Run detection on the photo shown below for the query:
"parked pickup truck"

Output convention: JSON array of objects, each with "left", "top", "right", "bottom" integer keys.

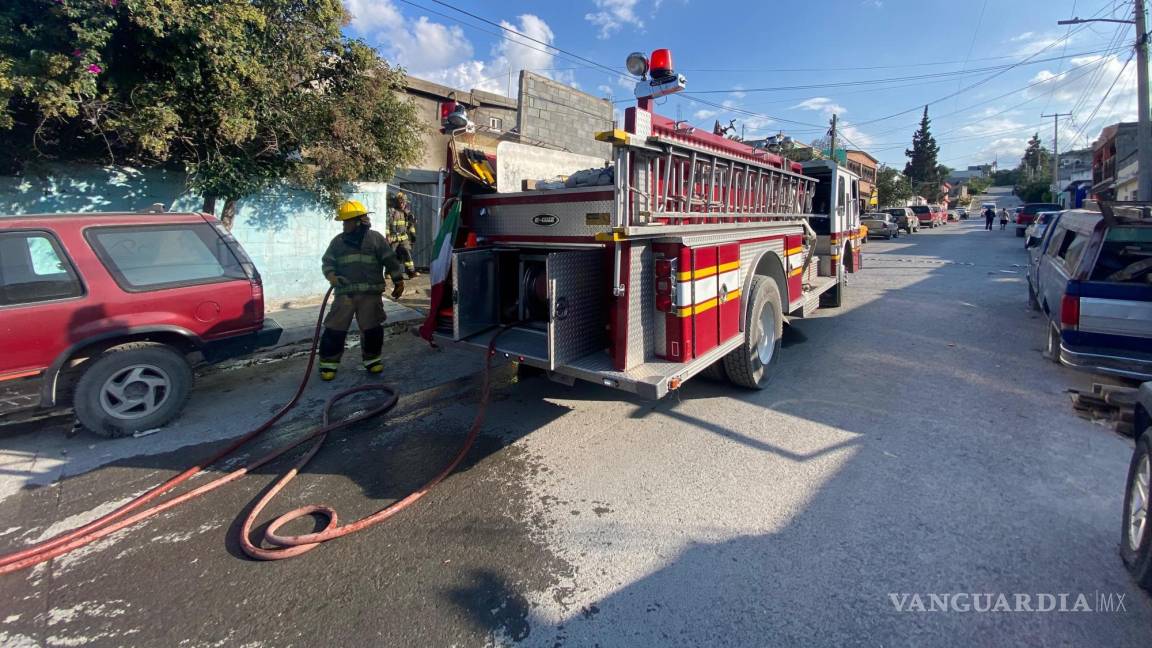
[{"left": 1028, "top": 203, "right": 1152, "bottom": 380}]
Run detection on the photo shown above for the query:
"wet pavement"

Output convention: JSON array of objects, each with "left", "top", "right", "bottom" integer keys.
[{"left": 1, "top": 188, "right": 1150, "bottom": 647}]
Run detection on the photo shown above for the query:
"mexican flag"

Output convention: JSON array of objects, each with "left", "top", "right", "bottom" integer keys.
[{"left": 418, "top": 200, "right": 461, "bottom": 342}]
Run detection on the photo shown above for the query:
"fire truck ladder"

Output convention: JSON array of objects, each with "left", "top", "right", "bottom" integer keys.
[{"left": 610, "top": 130, "right": 818, "bottom": 236}]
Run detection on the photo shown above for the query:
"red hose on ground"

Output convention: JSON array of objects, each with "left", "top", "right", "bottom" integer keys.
[{"left": 0, "top": 289, "right": 502, "bottom": 574}]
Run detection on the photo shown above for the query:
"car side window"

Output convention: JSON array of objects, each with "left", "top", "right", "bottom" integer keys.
[
  {"left": 86, "top": 223, "right": 247, "bottom": 291},
  {"left": 0, "top": 231, "right": 84, "bottom": 306},
  {"left": 1062, "top": 232, "right": 1089, "bottom": 272},
  {"left": 1046, "top": 229, "right": 1067, "bottom": 258}
]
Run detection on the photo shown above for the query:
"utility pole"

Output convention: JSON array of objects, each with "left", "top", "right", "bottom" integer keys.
[
  {"left": 1059, "top": 1, "right": 1151, "bottom": 200},
  {"left": 829, "top": 114, "right": 838, "bottom": 166},
  {"left": 1042, "top": 112, "right": 1072, "bottom": 202}
]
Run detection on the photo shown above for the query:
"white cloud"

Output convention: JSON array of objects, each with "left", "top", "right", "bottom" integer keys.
[
  {"left": 861, "top": 0, "right": 883, "bottom": 7},
  {"left": 344, "top": 1, "right": 574, "bottom": 96},
  {"left": 958, "top": 117, "right": 1029, "bottom": 137},
  {"left": 793, "top": 97, "right": 847, "bottom": 115},
  {"left": 1030, "top": 53, "right": 1138, "bottom": 147},
  {"left": 597, "top": 84, "right": 614, "bottom": 96},
  {"left": 729, "top": 85, "right": 747, "bottom": 99},
  {"left": 976, "top": 137, "right": 1030, "bottom": 164},
  {"left": 1008, "top": 30, "right": 1073, "bottom": 57},
  {"left": 585, "top": 0, "right": 643, "bottom": 39}
]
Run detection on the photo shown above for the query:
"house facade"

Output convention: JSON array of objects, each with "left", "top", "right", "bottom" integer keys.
[{"left": 1092, "top": 122, "right": 1138, "bottom": 200}]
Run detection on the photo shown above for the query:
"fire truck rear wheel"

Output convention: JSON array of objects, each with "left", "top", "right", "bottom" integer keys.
[
  {"left": 723, "top": 276, "right": 782, "bottom": 389},
  {"left": 820, "top": 260, "right": 845, "bottom": 309}
]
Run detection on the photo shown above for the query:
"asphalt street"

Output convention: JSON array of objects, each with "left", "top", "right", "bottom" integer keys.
[{"left": 1, "top": 188, "right": 1149, "bottom": 647}]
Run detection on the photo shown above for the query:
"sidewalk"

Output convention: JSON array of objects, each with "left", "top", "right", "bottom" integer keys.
[{"left": 264, "top": 273, "right": 432, "bottom": 349}]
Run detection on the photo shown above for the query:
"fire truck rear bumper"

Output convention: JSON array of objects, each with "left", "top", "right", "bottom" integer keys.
[{"left": 437, "top": 330, "right": 743, "bottom": 399}]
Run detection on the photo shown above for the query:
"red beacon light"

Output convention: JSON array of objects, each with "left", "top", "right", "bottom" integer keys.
[
  {"left": 649, "top": 48, "right": 674, "bottom": 80},
  {"left": 629, "top": 47, "right": 686, "bottom": 101}
]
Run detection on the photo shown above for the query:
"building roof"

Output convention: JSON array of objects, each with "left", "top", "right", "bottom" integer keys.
[
  {"left": 403, "top": 75, "right": 519, "bottom": 111},
  {"left": 846, "top": 149, "right": 878, "bottom": 164}
]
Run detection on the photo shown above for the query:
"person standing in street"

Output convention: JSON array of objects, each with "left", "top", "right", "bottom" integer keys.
[
  {"left": 388, "top": 192, "right": 419, "bottom": 280},
  {"left": 998, "top": 208, "right": 1009, "bottom": 230},
  {"left": 318, "top": 199, "right": 406, "bottom": 381},
  {"left": 984, "top": 206, "right": 996, "bottom": 231}
]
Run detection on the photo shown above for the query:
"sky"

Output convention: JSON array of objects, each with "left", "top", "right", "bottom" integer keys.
[{"left": 342, "top": 0, "right": 1142, "bottom": 171}]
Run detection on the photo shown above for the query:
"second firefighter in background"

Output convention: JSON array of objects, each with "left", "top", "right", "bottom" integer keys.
[
  {"left": 319, "top": 200, "right": 405, "bottom": 381},
  {"left": 388, "top": 191, "right": 419, "bottom": 279}
]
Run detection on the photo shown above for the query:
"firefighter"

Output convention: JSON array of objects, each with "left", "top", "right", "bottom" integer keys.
[
  {"left": 318, "top": 199, "right": 406, "bottom": 381},
  {"left": 388, "top": 191, "right": 419, "bottom": 279}
]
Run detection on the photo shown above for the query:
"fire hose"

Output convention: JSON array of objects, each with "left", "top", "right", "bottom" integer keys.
[{"left": 0, "top": 288, "right": 501, "bottom": 574}]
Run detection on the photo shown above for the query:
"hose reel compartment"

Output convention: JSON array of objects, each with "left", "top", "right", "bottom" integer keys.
[{"left": 452, "top": 247, "right": 607, "bottom": 370}]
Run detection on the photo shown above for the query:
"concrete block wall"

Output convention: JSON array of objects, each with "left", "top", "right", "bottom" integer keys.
[
  {"left": 518, "top": 71, "right": 613, "bottom": 161},
  {"left": 0, "top": 165, "right": 393, "bottom": 309}
]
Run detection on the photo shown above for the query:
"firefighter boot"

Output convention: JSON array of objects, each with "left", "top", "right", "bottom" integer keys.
[
  {"left": 361, "top": 325, "right": 384, "bottom": 374},
  {"left": 318, "top": 328, "right": 348, "bottom": 381}
]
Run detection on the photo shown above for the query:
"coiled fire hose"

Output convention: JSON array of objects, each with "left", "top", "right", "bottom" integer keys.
[{"left": 0, "top": 288, "right": 502, "bottom": 574}]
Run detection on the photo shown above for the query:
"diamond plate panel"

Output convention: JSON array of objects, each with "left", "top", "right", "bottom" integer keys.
[
  {"left": 547, "top": 250, "right": 607, "bottom": 370},
  {"left": 625, "top": 242, "right": 654, "bottom": 369},
  {"left": 472, "top": 192, "right": 615, "bottom": 239}
]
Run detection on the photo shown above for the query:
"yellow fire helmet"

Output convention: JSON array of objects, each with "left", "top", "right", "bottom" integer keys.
[{"left": 336, "top": 199, "right": 370, "bottom": 221}]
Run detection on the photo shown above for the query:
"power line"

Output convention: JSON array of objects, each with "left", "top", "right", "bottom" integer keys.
[
  {"left": 685, "top": 47, "right": 1124, "bottom": 95},
  {"left": 1068, "top": 50, "right": 1135, "bottom": 146},
  {"left": 842, "top": 1, "right": 1116, "bottom": 128}
]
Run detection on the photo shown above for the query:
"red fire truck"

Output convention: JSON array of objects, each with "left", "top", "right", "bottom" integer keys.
[{"left": 428, "top": 49, "right": 861, "bottom": 398}]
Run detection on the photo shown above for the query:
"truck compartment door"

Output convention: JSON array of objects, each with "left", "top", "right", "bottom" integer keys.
[
  {"left": 547, "top": 250, "right": 606, "bottom": 370},
  {"left": 453, "top": 249, "right": 498, "bottom": 340}
]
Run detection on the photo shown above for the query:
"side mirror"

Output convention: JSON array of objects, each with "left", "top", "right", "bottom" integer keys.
[{"left": 1025, "top": 236, "right": 1039, "bottom": 249}]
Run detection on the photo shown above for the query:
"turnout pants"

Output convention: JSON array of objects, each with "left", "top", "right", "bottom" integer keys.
[
  {"left": 318, "top": 292, "right": 386, "bottom": 371},
  {"left": 395, "top": 242, "right": 416, "bottom": 276}
]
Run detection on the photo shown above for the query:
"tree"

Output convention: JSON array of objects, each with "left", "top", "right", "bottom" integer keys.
[
  {"left": 967, "top": 176, "right": 992, "bottom": 195},
  {"left": 904, "top": 106, "right": 942, "bottom": 200},
  {"left": 1, "top": 0, "right": 423, "bottom": 228},
  {"left": 1020, "top": 133, "right": 1051, "bottom": 181},
  {"left": 991, "top": 169, "right": 1019, "bottom": 186},
  {"left": 875, "top": 166, "right": 912, "bottom": 207}
]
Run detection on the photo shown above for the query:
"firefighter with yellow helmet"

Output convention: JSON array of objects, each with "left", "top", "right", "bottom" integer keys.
[
  {"left": 318, "top": 199, "right": 405, "bottom": 381},
  {"left": 387, "top": 191, "right": 419, "bottom": 279}
]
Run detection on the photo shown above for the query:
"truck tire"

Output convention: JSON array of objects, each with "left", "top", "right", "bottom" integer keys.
[
  {"left": 1044, "top": 325, "right": 1062, "bottom": 364},
  {"left": 1121, "top": 432, "right": 1152, "bottom": 591},
  {"left": 1028, "top": 283, "right": 1041, "bottom": 311},
  {"left": 698, "top": 361, "right": 728, "bottom": 382},
  {"left": 73, "top": 343, "right": 193, "bottom": 438},
  {"left": 820, "top": 259, "right": 845, "bottom": 308},
  {"left": 723, "top": 276, "right": 782, "bottom": 389}
]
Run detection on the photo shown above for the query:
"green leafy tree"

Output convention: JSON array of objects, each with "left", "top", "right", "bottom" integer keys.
[
  {"left": 1, "top": 0, "right": 423, "bottom": 228},
  {"left": 1016, "top": 179, "right": 1053, "bottom": 203},
  {"left": 904, "top": 106, "right": 943, "bottom": 201},
  {"left": 967, "top": 176, "right": 992, "bottom": 195},
  {"left": 876, "top": 166, "right": 912, "bottom": 207},
  {"left": 1020, "top": 133, "right": 1051, "bottom": 181},
  {"left": 991, "top": 168, "right": 1020, "bottom": 186}
]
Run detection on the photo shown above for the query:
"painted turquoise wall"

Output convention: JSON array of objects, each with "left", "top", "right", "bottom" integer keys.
[{"left": 0, "top": 165, "right": 391, "bottom": 308}]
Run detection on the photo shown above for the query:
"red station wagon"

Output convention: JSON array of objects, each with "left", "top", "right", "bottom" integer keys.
[{"left": 0, "top": 210, "right": 282, "bottom": 437}]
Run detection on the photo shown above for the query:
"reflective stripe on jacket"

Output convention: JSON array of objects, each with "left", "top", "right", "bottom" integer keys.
[{"left": 321, "top": 229, "right": 404, "bottom": 295}]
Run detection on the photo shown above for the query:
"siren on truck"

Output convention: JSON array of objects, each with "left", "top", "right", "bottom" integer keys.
[{"left": 630, "top": 48, "right": 686, "bottom": 100}]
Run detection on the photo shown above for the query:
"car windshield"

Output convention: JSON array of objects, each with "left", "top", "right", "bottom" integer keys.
[
  {"left": 1023, "top": 203, "right": 1061, "bottom": 214},
  {"left": 910, "top": 206, "right": 930, "bottom": 214}
]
